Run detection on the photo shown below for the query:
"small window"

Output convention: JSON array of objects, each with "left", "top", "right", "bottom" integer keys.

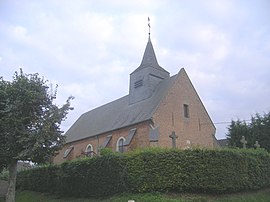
[
  {"left": 63, "top": 146, "right": 74, "bottom": 158},
  {"left": 183, "top": 104, "right": 189, "bottom": 118},
  {"left": 116, "top": 137, "right": 126, "bottom": 153},
  {"left": 63, "top": 149, "right": 70, "bottom": 158},
  {"left": 85, "top": 144, "right": 94, "bottom": 157},
  {"left": 134, "top": 80, "right": 143, "bottom": 88}
]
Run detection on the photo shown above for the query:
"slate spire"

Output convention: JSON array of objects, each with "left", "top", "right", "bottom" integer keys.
[
  {"left": 129, "top": 34, "right": 170, "bottom": 105},
  {"left": 133, "top": 36, "right": 169, "bottom": 74}
]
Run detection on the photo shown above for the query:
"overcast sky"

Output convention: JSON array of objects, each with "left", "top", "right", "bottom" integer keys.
[{"left": 1, "top": 0, "right": 270, "bottom": 139}]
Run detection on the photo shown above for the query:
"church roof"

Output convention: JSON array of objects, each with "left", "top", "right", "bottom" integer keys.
[
  {"left": 65, "top": 74, "right": 177, "bottom": 143},
  {"left": 131, "top": 37, "right": 169, "bottom": 75}
]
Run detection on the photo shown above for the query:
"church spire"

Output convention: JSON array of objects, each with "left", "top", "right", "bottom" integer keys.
[
  {"left": 132, "top": 37, "right": 169, "bottom": 74},
  {"left": 132, "top": 24, "right": 169, "bottom": 74},
  {"left": 129, "top": 20, "right": 170, "bottom": 104}
]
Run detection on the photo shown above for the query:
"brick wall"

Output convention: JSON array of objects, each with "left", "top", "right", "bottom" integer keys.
[
  {"left": 152, "top": 69, "right": 216, "bottom": 149},
  {"left": 53, "top": 121, "right": 150, "bottom": 164}
]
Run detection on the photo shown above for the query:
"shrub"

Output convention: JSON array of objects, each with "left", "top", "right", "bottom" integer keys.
[
  {"left": 0, "top": 169, "right": 9, "bottom": 181},
  {"left": 17, "top": 148, "right": 270, "bottom": 197},
  {"left": 100, "top": 148, "right": 113, "bottom": 156}
]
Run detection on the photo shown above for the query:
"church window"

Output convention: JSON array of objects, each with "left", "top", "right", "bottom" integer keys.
[
  {"left": 63, "top": 149, "right": 70, "bottom": 158},
  {"left": 183, "top": 104, "right": 190, "bottom": 118},
  {"left": 85, "top": 144, "right": 94, "bottom": 157},
  {"left": 63, "top": 146, "right": 74, "bottom": 158},
  {"left": 134, "top": 80, "right": 143, "bottom": 88},
  {"left": 116, "top": 137, "right": 126, "bottom": 153}
]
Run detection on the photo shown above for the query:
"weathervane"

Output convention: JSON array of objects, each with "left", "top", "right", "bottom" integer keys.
[{"left": 148, "top": 17, "right": 151, "bottom": 36}]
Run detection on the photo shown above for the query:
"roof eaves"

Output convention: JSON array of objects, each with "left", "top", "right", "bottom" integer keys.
[{"left": 65, "top": 119, "right": 152, "bottom": 144}]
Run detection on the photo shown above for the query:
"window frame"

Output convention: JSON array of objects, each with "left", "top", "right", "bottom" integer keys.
[
  {"left": 63, "top": 146, "right": 74, "bottom": 159},
  {"left": 63, "top": 149, "right": 70, "bottom": 158},
  {"left": 183, "top": 104, "right": 190, "bottom": 118},
  {"left": 116, "top": 137, "right": 126, "bottom": 153},
  {"left": 85, "top": 144, "right": 94, "bottom": 157}
]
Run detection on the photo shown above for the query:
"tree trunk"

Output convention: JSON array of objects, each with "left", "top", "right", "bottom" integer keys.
[{"left": 6, "top": 161, "right": 17, "bottom": 202}]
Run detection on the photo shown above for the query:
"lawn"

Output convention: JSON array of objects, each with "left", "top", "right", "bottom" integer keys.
[{"left": 1, "top": 188, "right": 269, "bottom": 202}]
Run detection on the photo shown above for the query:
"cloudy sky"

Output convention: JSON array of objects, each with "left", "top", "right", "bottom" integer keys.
[{"left": 1, "top": 0, "right": 269, "bottom": 139}]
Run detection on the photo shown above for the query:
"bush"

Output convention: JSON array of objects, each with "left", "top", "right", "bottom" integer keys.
[
  {"left": 58, "top": 154, "right": 126, "bottom": 197},
  {"left": 0, "top": 169, "right": 9, "bottom": 181},
  {"left": 17, "top": 148, "right": 270, "bottom": 197},
  {"left": 100, "top": 148, "right": 113, "bottom": 156}
]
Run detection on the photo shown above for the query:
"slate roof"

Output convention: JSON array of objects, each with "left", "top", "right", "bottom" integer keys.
[
  {"left": 131, "top": 37, "right": 169, "bottom": 75},
  {"left": 65, "top": 74, "right": 177, "bottom": 143}
]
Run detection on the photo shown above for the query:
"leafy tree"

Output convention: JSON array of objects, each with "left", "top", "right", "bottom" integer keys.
[
  {"left": 227, "top": 112, "right": 270, "bottom": 151},
  {"left": 250, "top": 113, "right": 270, "bottom": 151},
  {"left": 227, "top": 120, "right": 250, "bottom": 148},
  {"left": 0, "top": 69, "right": 73, "bottom": 202}
]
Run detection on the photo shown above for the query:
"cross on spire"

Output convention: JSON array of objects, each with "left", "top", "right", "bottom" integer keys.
[
  {"left": 148, "top": 17, "right": 151, "bottom": 36},
  {"left": 240, "top": 136, "right": 247, "bottom": 149}
]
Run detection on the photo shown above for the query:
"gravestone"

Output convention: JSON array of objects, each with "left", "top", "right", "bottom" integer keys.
[
  {"left": 240, "top": 136, "right": 247, "bottom": 149},
  {"left": 169, "top": 131, "right": 178, "bottom": 149},
  {"left": 186, "top": 140, "right": 191, "bottom": 149},
  {"left": 254, "top": 141, "right": 260, "bottom": 149}
]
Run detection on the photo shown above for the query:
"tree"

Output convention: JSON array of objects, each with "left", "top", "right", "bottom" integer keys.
[
  {"left": 0, "top": 69, "right": 73, "bottom": 202},
  {"left": 227, "top": 120, "right": 250, "bottom": 148},
  {"left": 250, "top": 113, "right": 270, "bottom": 151},
  {"left": 227, "top": 112, "right": 270, "bottom": 151}
]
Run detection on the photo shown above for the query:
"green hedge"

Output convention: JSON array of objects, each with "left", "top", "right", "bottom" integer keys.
[{"left": 16, "top": 148, "right": 270, "bottom": 197}]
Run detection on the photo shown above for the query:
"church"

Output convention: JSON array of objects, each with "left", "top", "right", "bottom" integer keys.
[{"left": 53, "top": 34, "right": 217, "bottom": 164}]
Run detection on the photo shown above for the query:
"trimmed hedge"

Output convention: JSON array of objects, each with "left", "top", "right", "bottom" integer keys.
[{"left": 17, "top": 148, "right": 270, "bottom": 197}]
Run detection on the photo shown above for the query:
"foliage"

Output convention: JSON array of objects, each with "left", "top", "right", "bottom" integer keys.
[
  {"left": 17, "top": 148, "right": 270, "bottom": 198},
  {"left": 0, "top": 69, "right": 73, "bottom": 201},
  {"left": 227, "top": 120, "right": 250, "bottom": 148},
  {"left": 227, "top": 112, "right": 270, "bottom": 151},
  {"left": 0, "top": 69, "right": 73, "bottom": 169},
  {"left": 99, "top": 148, "right": 113, "bottom": 156},
  {"left": 0, "top": 169, "right": 9, "bottom": 181},
  {"left": 1, "top": 189, "right": 270, "bottom": 202}
]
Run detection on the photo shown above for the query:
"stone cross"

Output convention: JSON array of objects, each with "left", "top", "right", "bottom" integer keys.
[
  {"left": 169, "top": 131, "right": 178, "bottom": 149},
  {"left": 254, "top": 141, "right": 260, "bottom": 149},
  {"left": 240, "top": 136, "right": 247, "bottom": 149}
]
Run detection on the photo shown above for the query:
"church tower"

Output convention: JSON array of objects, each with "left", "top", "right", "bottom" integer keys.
[{"left": 129, "top": 36, "right": 170, "bottom": 104}]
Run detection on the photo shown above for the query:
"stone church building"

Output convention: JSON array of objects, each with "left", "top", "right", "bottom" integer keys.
[{"left": 53, "top": 36, "right": 217, "bottom": 164}]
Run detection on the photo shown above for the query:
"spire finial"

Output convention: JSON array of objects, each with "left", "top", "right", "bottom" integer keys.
[{"left": 148, "top": 17, "right": 151, "bottom": 36}]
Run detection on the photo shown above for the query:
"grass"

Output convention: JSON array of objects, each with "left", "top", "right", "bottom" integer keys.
[{"left": 0, "top": 188, "right": 269, "bottom": 202}]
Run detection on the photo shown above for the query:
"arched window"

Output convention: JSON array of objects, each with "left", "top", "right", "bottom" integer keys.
[
  {"left": 85, "top": 144, "right": 94, "bottom": 157},
  {"left": 63, "top": 146, "right": 74, "bottom": 159},
  {"left": 116, "top": 137, "right": 126, "bottom": 153}
]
